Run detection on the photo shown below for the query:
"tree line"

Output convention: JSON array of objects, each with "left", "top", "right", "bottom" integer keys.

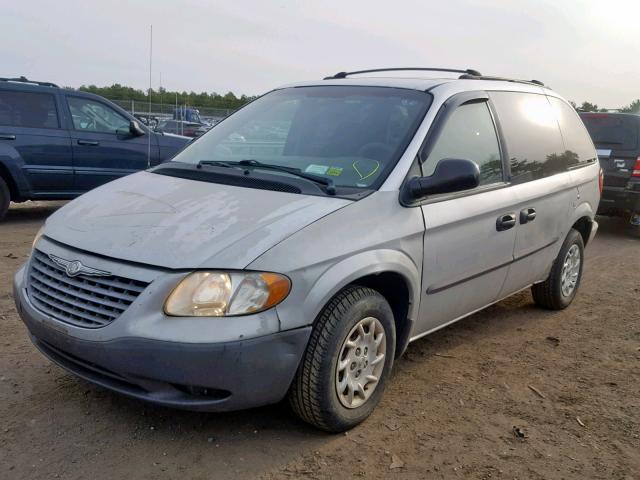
[
  {"left": 75, "top": 84, "right": 257, "bottom": 109},
  {"left": 73, "top": 83, "right": 640, "bottom": 114},
  {"left": 570, "top": 99, "right": 640, "bottom": 113}
]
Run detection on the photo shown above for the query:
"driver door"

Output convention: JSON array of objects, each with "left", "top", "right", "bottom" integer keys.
[
  {"left": 65, "top": 95, "right": 157, "bottom": 191},
  {"left": 415, "top": 93, "right": 517, "bottom": 336}
]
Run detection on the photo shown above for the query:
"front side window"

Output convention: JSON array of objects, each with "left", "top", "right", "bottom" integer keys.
[
  {"left": 67, "top": 97, "right": 130, "bottom": 133},
  {"left": 0, "top": 90, "right": 59, "bottom": 129},
  {"left": 171, "top": 86, "right": 431, "bottom": 189},
  {"left": 490, "top": 92, "right": 565, "bottom": 183},
  {"left": 423, "top": 101, "right": 503, "bottom": 185}
]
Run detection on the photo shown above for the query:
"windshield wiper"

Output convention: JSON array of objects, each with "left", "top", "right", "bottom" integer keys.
[
  {"left": 237, "top": 160, "right": 336, "bottom": 195},
  {"left": 198, "top": 159, "right": 336, "bottom": 195},
  {"left": 197, "top": 160, "right": 236, "bottom": 169}
]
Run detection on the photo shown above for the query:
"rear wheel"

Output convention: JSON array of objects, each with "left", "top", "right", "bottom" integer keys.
[
  {"left": 288, "top": 286, "right": 396, "bottom": 432},
  {"left": 0, "top": 176, "right": 10, "bottom": 221},
  {"left": 531, "top": 229, "right": 584, "bottom": 310}
]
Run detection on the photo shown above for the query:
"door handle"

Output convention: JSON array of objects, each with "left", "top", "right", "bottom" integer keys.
[
  {"left": 0, "top": 134, "right": 16, "bottom": 140},
  {"left": 520, "top": 207, "right": 537, "bottom": 224},
  {"left": 77, "top": 139, "right": 99, "bottom": 146},
  {"left": 496, "top": 213, "right": 517, "bottom": 231}
]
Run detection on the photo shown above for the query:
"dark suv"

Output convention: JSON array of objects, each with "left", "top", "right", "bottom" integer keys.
[
  {"left": 580, "top": 112, "right": 640, "bottom": 225},
  {"left": 0, "top": 77, "right": 190, "bottom": 220}
]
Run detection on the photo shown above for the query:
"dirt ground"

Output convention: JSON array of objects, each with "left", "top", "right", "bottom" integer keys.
[{"left": 1, "top": 201, "right": 639, "bottom": 480}]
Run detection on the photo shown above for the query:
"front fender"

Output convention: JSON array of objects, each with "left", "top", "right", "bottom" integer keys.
[
  {"left": 0, "top": 145, "right": 30, "bottom": 197},
  {"left": 274, "top": 248, "right": 421, "bottom": 334}
]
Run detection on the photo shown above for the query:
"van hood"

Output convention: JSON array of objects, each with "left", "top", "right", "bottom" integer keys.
[{"left": 44, "top": 172, "right": 351, "bottom": 269}]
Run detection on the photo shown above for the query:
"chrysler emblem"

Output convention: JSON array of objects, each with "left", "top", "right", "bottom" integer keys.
[{"left": 48, "top": 254, "right": 112, "bottom": 278}]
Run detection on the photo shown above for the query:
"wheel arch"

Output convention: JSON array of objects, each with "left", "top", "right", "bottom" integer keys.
[
  {"left": 297, "top": 249, "right": 421, "bottom": 359},
  {"left": 350, "top": 271, "right": 414, "bottom": 358},
  {"left": 0, "top": 159, "right": 21, "bottom": 201},
  {"left": 571, "top": 215, "right": 594, "bottom": 246}
]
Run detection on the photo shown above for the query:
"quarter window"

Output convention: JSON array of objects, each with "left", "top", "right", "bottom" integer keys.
[
  {"left": 490, "top": 92, "right": 565, "bottom": 183},
  {"left": 0, "top": 91, "right": 59, "bottom": 128},
  {"left": 67, "top": 97, "right": 130, "bottom": 133},
  {"left": 424, "top": 101, "right": 503, "bottom": 185},
  {"left": 548, "top": 97, "right": 597, "bottom": 167}
]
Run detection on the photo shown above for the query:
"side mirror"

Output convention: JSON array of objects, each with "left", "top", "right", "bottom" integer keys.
[
  {"left": 129, "top": 120, "right": 145, "bottom": 137},
  {"left": 405, "top": 158, "right": 480, "bottom": 200}
]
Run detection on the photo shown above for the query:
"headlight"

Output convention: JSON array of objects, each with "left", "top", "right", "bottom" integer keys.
[
  {"left": 32, "top": 226, "right": 45, "bottom": 249},
  {"left": 164, "top": 271, "right": 291, "bottom": 317}
]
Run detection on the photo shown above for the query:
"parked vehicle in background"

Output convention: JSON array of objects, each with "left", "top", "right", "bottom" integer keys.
[
  {"left": 156, "top": 119, "right": 208, "bottom": 138},
  {"left": 0, "top": 77, "right": 191, "bottom": 220},
  {"left": 14, "top": 68, "right": 600, "bottom": 432},
  {"left": 579, "top": 112, "right": 640, "bottom": 225},
  {"left": 133, "top": 113, "right": 160, "bottom": 130},
  {"left": 173, "top": 106, "right": 204, "bottom": 124}
]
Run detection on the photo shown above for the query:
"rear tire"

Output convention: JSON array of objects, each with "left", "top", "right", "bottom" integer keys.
[
  {"left": 0, "top": 176, "right": 10, "bottom": 221},
  {"left": 288, "top": 286, "right": 396, "bottom": 432},
  {"left": 531, "top": 229, "right": 584, "bottom": 310}
]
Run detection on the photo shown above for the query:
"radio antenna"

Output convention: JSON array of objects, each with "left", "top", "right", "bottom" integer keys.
[{"left": 147, "top": 24, "right": 153, "bottom": 169}]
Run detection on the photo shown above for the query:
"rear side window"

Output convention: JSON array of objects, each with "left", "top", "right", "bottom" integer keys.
[
  {"left": 548, "top": 97, "right": 597, "bottom": 166},
  {"left": 490, "top": 92, "right": 565, "bottom": 183},
  {"left": 424, "top": 101, "right": 503, "bottom": 185},
  {"left": 0, "top": 90, "right": 59, "bottom": 128},
  {"left": 579, "top": 113, "right": 639, "bottom": 151}
]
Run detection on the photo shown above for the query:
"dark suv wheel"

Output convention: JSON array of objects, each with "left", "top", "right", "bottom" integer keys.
[{"left": 0, "top": 176, "right": 10, "bottom": 221}]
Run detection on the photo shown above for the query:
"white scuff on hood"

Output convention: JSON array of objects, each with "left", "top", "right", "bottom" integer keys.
[{"left": 44, "top": 171, "right": 350, "bottom": 269}]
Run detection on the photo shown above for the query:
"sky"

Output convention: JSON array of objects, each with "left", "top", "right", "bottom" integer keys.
[{"left": 3, "top": 0, "right": 639, "bottom": 108}]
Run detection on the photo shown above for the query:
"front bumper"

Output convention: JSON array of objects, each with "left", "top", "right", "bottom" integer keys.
[
  {"left": 14, "top": 264, "right": 311, "bottom": 412},
  {"left": 598, "top": 185, "right": 640, "bottom": 213}
]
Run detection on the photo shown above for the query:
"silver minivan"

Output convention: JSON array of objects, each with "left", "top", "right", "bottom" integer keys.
[{"left": 14, "top": 68, "right": 601, "bottom": 432}]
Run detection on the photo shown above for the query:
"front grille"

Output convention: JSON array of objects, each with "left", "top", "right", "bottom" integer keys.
[{"left": 27, "top": 249, "right": 148, "bottom": 328}]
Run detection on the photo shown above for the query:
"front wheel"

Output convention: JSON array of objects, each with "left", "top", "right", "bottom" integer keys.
[
  {"left": 288, "top": 286, "right": 396, "bottom": 432},
  {"left": 531, "top": 228, "right": 584, "bottom": 310},
  {"left": 0, "top": 176, "right": 10, "bottom": 221}
]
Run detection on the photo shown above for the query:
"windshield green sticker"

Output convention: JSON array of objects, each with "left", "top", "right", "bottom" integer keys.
[
  {"left": 305, "top": 164, "right": 329, "bottom": 175},
  {"left": 327, "top": 167, "right": 343, "bottom": 177}
]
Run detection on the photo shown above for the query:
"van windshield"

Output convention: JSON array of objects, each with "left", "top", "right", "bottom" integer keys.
[
  {"left": 170, "top": 86, "right": 431, "bottom": 190},
  {"left": 580, "top": 113, "right": 639, "bottom": 151}
]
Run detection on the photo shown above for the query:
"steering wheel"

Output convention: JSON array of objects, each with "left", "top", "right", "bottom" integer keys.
[{"left": 357, "top": 142, "right": 394, "bottom": 161}]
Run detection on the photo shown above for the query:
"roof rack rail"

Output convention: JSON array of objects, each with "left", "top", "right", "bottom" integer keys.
[
  {"left": 323, "top": 67, "right": 482, "bottom": 80},
  {"left": 457, "top": 73, "right": 546, "bottom": 87},
  {"left": 0, "top": 76, "right": 59, "bottom": 88}
]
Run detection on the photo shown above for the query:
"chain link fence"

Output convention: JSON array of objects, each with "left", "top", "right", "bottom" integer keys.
[{"left": 111, "top": 99, "right": 236, "bottom": 125}]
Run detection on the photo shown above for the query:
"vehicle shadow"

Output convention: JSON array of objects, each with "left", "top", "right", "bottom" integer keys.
[{"left": 595, "top": 214, "right": 640, "bottom": 240}]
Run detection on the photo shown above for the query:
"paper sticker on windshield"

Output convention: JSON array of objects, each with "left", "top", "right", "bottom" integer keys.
[
  {"left": 305, "top": 164, "right": 329, "bottom": 175},
  {"left": 327, "top": 167, "right": 343, "bottom": 177}
]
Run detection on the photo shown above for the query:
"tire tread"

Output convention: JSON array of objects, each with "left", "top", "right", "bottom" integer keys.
[
  {"left": 531, "top": 229, "right": 583, "bottom": 310},
  {"left": 289, "top": 285, "right": 378, "bottom": 431}
]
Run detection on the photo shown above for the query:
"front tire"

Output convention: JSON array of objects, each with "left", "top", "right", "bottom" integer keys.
[
  {"left": 531, "top": 228, "right": 584, "bottom": 310},
  {"left": 289, "top": 286, "right": 396, "bottom": 432},
  {"left": 0, "top": 176, "right": 9, "bottom": 221}
]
